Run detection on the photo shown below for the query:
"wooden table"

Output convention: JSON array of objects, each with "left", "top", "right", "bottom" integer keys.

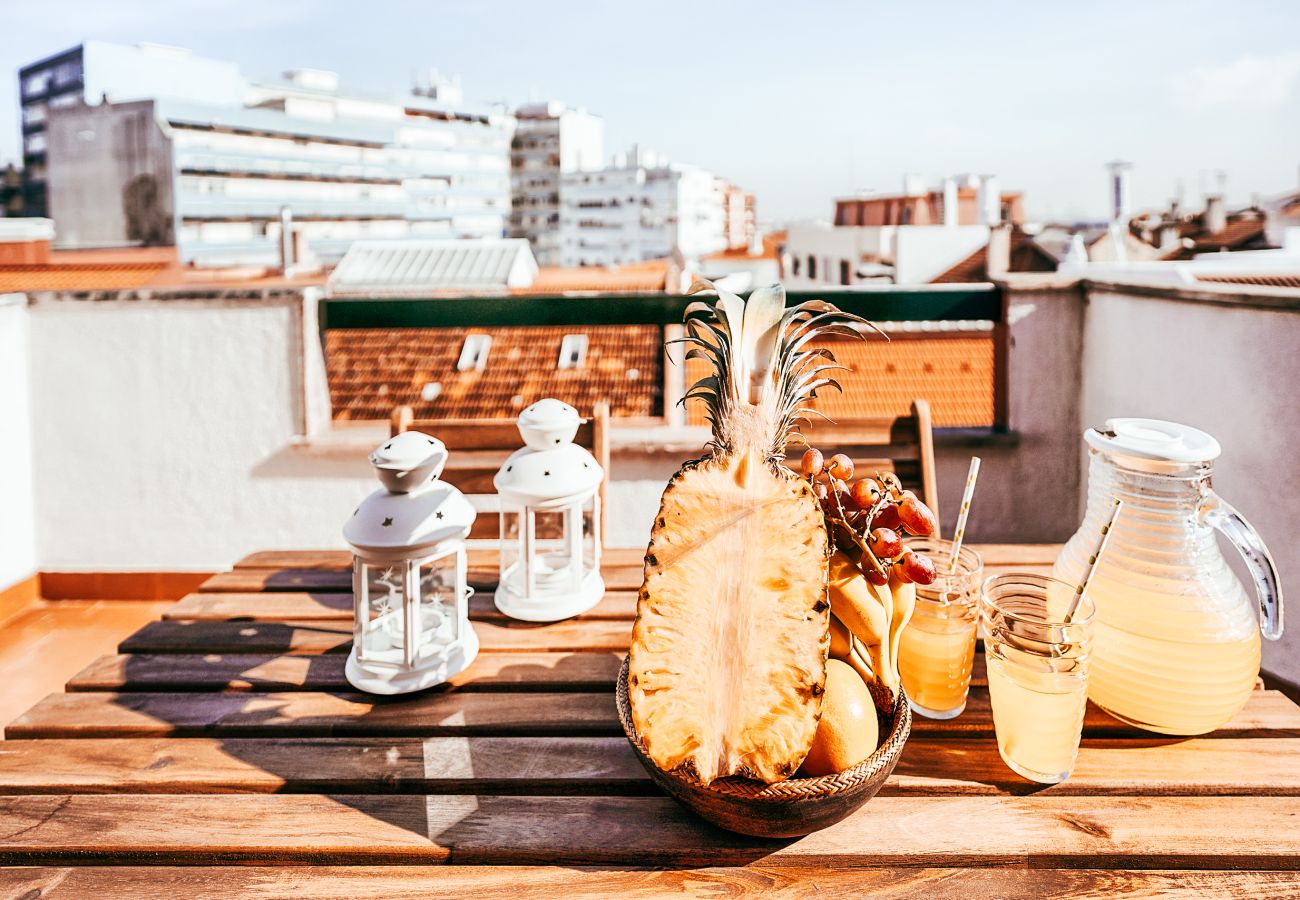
[{"left": 3, "top": 544, "right": 1299, "bottom": 898}]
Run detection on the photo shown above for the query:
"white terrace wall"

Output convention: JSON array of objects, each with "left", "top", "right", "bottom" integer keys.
[
  {"left": 25, "top": 290, "right": 357, "bottom": 571},
  {"left": 1080, "top": 281, "right": 1300, "bottom": 684},
  {"left": 0, "top": 295, "right": 36, "bottom": 592}
]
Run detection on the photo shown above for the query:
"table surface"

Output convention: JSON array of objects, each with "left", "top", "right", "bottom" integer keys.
[{"left": 2, "top": 544, "right": 1299, "bottom": 899}]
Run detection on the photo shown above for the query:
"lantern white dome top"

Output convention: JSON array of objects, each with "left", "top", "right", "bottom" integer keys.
[
  {"left": 494, "top": 400, "right": 602, "bottom": 505},
  {"left": 369, "top": 430, "right": 449, "bottom": 493},
  {"left": 345, "top": 434, "right": 476, "bottom": 559},
  {"left": 516, "top": 399, "right": 582, "bottom": 450}
]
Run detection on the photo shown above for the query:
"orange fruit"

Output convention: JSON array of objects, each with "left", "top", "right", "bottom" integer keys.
[{"left": 799, "top": 659, "right": 880, "bottom": 776}]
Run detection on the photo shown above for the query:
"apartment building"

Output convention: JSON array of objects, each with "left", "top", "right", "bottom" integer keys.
[
  {"left": 559, "top": 147, "right": 737, "bottom": 267},
  {"left": 785, "top": 174, "right": 1032, "bottom": 285},
  {"left": 27, "top": 43, "right": 512, "bottom": 265},
  {"left": 17, "top": 42, "right": 246, "bottom": 218},
  {"left": 508, "top": 101, "right": 604, "bottom": 266}
]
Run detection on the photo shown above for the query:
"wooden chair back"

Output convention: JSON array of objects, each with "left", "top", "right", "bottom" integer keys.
[
  {"left": 390, "top": 402, "right": 611, "bottom": 542},
  {"left": 794, "top": 399, "right": 940, "bottom": 521}
]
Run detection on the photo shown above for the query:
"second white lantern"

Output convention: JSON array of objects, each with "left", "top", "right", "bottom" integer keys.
[{"left": 494, "top": 399, "right": 604, "bottom": 621}]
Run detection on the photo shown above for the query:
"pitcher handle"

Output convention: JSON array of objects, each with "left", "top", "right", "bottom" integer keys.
[{"left": 1202, "top": 493, "right": 1284, "bottom": 640}]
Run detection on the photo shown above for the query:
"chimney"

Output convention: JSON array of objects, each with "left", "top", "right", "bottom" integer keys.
[
  {"left": 279, "top": 206, "right": 295, "bottom": 276},
  {"left": 1106, "top": 160, "right": 1133, "bottom": 223},
  {"left": 978, "top": 175, "right": 1001, "bottom": 226},
  {"left": 942, "top": 177, "right": 959, "bottom": 227},
  {"left": 1204, "top": 194, "right": 1227, "bottom": 234},
  {"left": 986, "top": 223, "right": 1011, "bottom": 277}
]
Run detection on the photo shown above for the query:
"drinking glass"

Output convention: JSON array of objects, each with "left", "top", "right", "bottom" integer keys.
[
  {"left": 980, "top": 573, "right": 1095, "bottom": 784},
  {"left": 897, "top": 538, "right": 984, "bottom": 719}
]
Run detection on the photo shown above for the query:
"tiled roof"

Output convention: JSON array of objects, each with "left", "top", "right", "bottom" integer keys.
[
  {"left": 1197, "top": 273, "right": 1300, "bottom": 289},
  {"left": 931, "top": 231, "right": 1057, "bottom": 283},
  {"left": 1162, "top": 216, "right": 1269, "bottom": 260},
  {"left": 702, "top": 231, "right": 785, "bottom": 262},
  {"left": 685, "top": 334, "right": 994, "bottom": 429},
  {"left": 519, "top": 259, "right": 673, "bottom": 294},
  {"left": 0, "top": 262, "right": 171, "bottom": 292},
  {"left": 327, "top": 239, "right": 537, "bottom": 296},
  {"left": 326, "top": 325, "right": 663, "bottom": 421},
  {"left": 686, "top": 332, "right": 987, "bottom": 429},
  {"left": 0, "top": 245, "right": 328, "bottom": 293}
]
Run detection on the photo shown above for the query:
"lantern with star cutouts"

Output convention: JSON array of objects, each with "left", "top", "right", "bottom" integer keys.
[
  {"left": 493, "top": 399, "right": 605, "bottom": 622},
  {"left": 343, "top": 430, "right": 477, "bottom": 694}
]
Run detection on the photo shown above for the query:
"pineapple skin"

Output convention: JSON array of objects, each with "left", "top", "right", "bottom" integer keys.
[{"left": 628, "top": 455, "right": 830, "bottom": 785}]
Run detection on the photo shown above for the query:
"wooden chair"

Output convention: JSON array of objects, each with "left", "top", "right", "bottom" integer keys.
[
  {"left": 794, "top": 399, "right": 940, "bottom": 521},
  {"left": 390, "top": 402, "right": 611, "bottom": 542}
]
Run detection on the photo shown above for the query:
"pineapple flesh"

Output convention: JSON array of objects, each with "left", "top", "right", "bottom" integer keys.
[{"left": 628, "top": 280, "right": 867, "bottom": 785}]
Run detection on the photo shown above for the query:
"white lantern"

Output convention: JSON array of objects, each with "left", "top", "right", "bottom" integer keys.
[
  {"left": 494, "top": 399, "right": 604, "bottom": 621},
  {"left": 344, "top": 430, "right": 478, "bottom": 694}
]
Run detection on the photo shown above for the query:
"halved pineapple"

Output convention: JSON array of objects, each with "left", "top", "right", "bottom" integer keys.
[{"left": 628, "top": 280, "right": 867, "bottom": 785}]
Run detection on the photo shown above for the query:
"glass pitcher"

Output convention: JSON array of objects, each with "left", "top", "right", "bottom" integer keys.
[{"left": 1053, "top": 418, "right": 1283, "bottom": 736}]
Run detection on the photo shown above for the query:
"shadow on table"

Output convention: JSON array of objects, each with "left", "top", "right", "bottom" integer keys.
[{"left": 115, "top": 644, "right": 789, "bottom": 865}]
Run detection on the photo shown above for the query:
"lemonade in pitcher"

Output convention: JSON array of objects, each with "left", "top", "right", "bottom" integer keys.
[{"left": 1054, "top": 419, "right": 1282, "bottom": 736}]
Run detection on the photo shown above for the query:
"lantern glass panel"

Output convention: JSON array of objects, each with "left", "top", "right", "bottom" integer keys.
[
  {"left": 531, "top": 507, "right": 579, "bottom": 592},
  {"left": 499, "top": 506, "right": 522, "bottom": 590},
  {"left": 417, "top": 553, "right": 460, "bottom": 650},
  {"left": 582, "top": 495, "right": 600, "bottom": 576},
  {"left": 356, "top": 560, "right": 409, "bottom": 663}
]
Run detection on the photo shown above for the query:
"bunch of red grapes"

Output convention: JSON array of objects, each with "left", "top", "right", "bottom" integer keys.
[{"left": 798, "top": 448, "right": 939, "bottom": 587}]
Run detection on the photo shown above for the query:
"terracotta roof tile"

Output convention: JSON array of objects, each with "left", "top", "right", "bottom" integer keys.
[
  {"left": 702, "top": 231, "right": 785, "bottom": 262},
  {"left": 685, "top": 334, "right": 993, "bottom": 429},
  {"left": 326, "top": 325, "right": 663, "bottom": 421},
  {"left": 0, "top": 262, "right": 171, "bottom": 292},
  {"left": 0, "top": 244, "right": 327, "bottom": 292},
  {"left": 931, "top": 230, "right": 1057, "bottom": 283},
  {"left": 1197, "top": 273, "right": 1300, "bottom": 289},
  {"left": 1162, "top": 216, "right": 1269, "bottom": 260}
]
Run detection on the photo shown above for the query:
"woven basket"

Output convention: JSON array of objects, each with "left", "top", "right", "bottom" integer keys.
[{"left": 615, "top": 655, "right": 911, "bottom": 838}]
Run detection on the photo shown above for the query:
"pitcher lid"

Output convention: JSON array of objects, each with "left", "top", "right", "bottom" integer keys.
[{"left": 1085, "top": 417, "right": 1222, "bottom": 463}]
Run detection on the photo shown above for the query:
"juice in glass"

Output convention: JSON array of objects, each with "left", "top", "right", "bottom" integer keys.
[
  {"left": 897, "top": 539, "right": 983, "bottom": 719},
  {"left": 981, "top": 573, "right": 1094, "bottom": 784}
]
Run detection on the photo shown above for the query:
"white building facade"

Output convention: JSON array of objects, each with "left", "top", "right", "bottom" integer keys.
[
  {"left": 509, "top": 101, "right": 604, "bottom": 266},
  {"left": 559, "top": 147, "right": 734, "bottom": 267},
  {"left": 33, "top": 43, "right": 512, "bottom": 266},
  {"left": 785, "top": 173, "right": 1010, "bottom": 286}
]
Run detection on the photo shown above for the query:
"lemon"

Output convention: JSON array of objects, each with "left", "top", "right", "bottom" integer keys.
[{"left": 799, "top": 659, "right": 881, "bottom": 776}]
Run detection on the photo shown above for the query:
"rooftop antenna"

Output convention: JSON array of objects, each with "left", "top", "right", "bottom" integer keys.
[{"left": 1105, "top": 160, "right": 1133, "bottom": 224}]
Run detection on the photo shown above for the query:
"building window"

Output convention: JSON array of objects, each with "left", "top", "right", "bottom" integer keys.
[
  {"left": 456, "top": 334, "right": 492, "bottom": 372},
  {"left": 807, "top": 255, "right": 817, "bottom": 280},
  {"left": 558, "top": 334, "right": 588, "bottom": 369},
  {"left": 840, "top": 260, "right": 851, "bottom": 285},
  {"left": 792, "top": 256, "right": 801, "bottom": 276}
]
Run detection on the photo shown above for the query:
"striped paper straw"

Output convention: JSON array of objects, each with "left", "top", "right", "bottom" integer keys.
[
  {"left": 1065, "top": 497, "right": 1124, "bottom": 622},
  {"left": 946, "top": 456, "right": 982, "bottom": 575}
]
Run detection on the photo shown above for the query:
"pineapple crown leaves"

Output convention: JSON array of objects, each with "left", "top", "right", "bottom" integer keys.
[{"left": 671, "top": 277, "right": 885, "bottom": 460}]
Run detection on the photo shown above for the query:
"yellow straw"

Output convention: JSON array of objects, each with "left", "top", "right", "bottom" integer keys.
[
  {"left": 946, "top": 456, "right": 981, "bottom": 575},
  {"left": 1065, "top": 497, "right": 1123, "bottom": 622}
]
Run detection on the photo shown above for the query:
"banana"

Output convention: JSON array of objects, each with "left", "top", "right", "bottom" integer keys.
[{"left": 828, "top": 551, "right": 902, "bottom": 694}]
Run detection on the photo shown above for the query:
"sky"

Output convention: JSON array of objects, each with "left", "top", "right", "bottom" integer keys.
[{"left": 4, "top": 0, "right": 1299, "bottom": 223}]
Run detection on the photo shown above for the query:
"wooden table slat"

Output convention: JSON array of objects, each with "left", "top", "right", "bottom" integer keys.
[
  {"left": 67, "top": 652, "right": 624, "bottom": 693},
  {"left": 10, "top": 689, "right": 1299, "bottom": 741},
  {"left": 5, "top": 866, "right": 1299, "bottom": 900},
  {"left": 2, "top": 736, "right": 1299, "bottom": 797},
  {"left": 120, "top": 618, "right": 634, "bottom": 655},
  {"left": 165, "top": 590, "right": 641, "bottom": 622},
  {"left": 1, "top": 794, "right": 1298, "bottom": 868}
]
